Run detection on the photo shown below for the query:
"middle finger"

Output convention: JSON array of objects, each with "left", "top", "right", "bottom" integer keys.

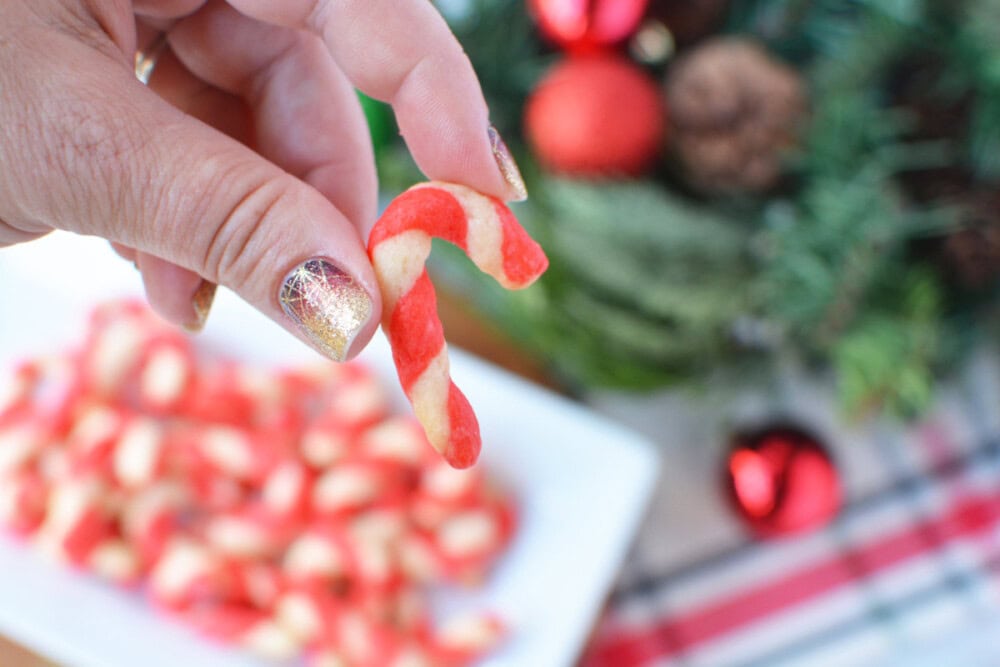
[{"left": 167, "top": 0, "right": 378, "bottom": 232}]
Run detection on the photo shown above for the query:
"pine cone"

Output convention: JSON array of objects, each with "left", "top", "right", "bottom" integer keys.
[
  {"left": 666, "top": 37, "right": 807, "bottom": 194},
  {"left": 940, "top": 190, "right": 1000, "bottom": 289}
]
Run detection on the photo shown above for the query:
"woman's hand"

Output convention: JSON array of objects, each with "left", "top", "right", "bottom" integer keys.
[{"left": 0, "top": 0, "right": 525, "bottom": 360}]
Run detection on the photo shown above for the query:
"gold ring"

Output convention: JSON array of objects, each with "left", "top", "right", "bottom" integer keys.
[{"left": 134, "top": 33, "right": 169, "bottom": 85}]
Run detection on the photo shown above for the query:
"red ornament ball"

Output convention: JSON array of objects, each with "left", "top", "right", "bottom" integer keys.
[
  {"left": 529, "top": 0, "right": 649, "bottom": 53},
  {"left": 725, "top": 424, "right": 841, "bottom": 537},
  {"left": 524, "top": 55, "right": 665, "bottom": 177}
]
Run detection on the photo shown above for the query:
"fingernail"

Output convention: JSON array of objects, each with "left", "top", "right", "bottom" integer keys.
[
  {"left": 184, "top": 281, "right": 217, "bottom": 333},
  {"left": 279, "top": 259, "right": 373, "bottom": 362},
  {"left": 488, "top": 125, "right": 528, "bottom": 202}
]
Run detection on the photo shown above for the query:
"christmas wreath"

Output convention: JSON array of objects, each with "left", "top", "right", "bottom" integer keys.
[{"left": 370, "top": 0, "right": 1000, "bottom": 417}]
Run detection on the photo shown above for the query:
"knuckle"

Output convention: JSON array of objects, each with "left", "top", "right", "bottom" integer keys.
[{"left": 198, "top": 164, "right": 300, "bottom": 288}]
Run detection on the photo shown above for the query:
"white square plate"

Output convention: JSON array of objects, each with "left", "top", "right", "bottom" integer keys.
[{"left": 0, "top": 233, "right": 659, "bottom": 667}]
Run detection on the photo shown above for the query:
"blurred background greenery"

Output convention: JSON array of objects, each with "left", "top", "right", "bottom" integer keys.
[{"left": 367, "top": 0, "right": 1000, "bottom": 418}]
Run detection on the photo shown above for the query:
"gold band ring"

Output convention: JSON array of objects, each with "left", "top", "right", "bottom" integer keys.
[{"left": 134, "top": 33, "right": 169, "bottom": 85}]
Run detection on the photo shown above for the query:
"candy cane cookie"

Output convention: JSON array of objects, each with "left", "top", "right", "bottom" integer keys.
[{"left": 367, "top": 183, "right": 548, "bottom": 469}]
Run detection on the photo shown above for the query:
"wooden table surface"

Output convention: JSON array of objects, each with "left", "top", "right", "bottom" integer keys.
[
  {"left": 0, "top": 289, "right": 551, "bottom": 667},
  {"left": 0, "top": 638, "right": 53, "bottom": 667}
]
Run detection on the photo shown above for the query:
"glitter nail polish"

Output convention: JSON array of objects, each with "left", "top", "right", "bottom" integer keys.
[
  {"left": 279, "top": 259, "right": 373, "bottom": 361},
  {"left": 185, "top": 281, "right": 217, "bottom": 333},
  {"left": 488, "top": 125, "right": 528, "bottom": 202}
]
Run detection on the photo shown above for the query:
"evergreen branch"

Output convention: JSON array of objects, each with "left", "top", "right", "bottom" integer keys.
[
  {"left": 402, "top": 0, "right": 1000, "bottom": 409},
  {"left": 834, "top": 269, "right": 942, "bottom": 417}
]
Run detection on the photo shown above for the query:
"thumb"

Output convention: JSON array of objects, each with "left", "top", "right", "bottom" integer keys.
[{"left": 1, "top": 35, "right": 380, "bottom": 361}]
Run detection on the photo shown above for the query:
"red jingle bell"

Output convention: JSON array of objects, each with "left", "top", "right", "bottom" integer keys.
[
  {"left": 528, "top": 0, "right": 650, "bottom": 53},
  {"left": 725, "top": 424, "right": 841, "bottom": 537}
]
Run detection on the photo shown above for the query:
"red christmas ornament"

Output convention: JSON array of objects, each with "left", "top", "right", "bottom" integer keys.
[
  {"left": 528, "top": 0, "right": 649, "bottom": 53},
  {"left": 524, "top": 55, "right": 665, "bottom": 177},
  {"left": 725, "top": 424, "right": 841, "bottom": 537}
]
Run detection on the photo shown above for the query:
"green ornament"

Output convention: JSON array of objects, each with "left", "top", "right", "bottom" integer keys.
[{"left": 358, "top": 91, "right": 395, "bottom": 151}]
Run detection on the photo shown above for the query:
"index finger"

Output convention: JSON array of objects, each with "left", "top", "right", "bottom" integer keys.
[{"left": 225, "top": 0, "right": 527, "bottom": 202}]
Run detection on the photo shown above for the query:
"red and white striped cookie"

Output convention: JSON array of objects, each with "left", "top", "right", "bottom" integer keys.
[
  {"left": 282, "top": 526, "right": 354, "bottom": 583},
  {"left": 149, "top": 538, "right": 224, "bottom": 608},
  {"left": 112, "top": 417, "right": 166, "bottom": 489},
  {"left": 136, "top": 335, "right": 195, "bottom": 415},
  {"left": 121, "top": 481, "right": 187, "bottom": 566},
  {"left": 321, "top": 363, "right": 388, "bottom": 430},
  {"left": 0, "top": 418, "right": 46, "bottom": 476},
  {"left": 35, "top": 477, "right": 115, "bottom": 565},
  {"left": 183, "top": 603, "right": 302, "bottom": 660},
  {"left": 194, "top": 425, "right": 278, "bottom": 483},
  {"left": 0, "top": 469, "right": 47, "bottom": 535},
  {"left": 0, "top": 361, "right": 40, "bottom": 424},
  {"left": 2, "top": 298, "right": 521, "bottom": 664},
  {"left": 88, "top": 538, "right": 141, "bottom": 585},
  {"left": 275, "top": 584, "right": 343, "bottom": 644},
  {"left": 79, "top": 300, "right": 160, "bottom": 398},
  {"left": 368, "top": 182, "right": 548, "bottom": 469},
  {"left": 230, "top": 561, "right": 283, "bottom": 609},
  {"left": 64, "top": 404, "right": 128, "bottom": 477},
  {"left": 261, "top": 459, "right": 313, "bottom": 521},
  {"left": 430, "top": 612, "right": 505, "bottom": 666},
  {"left": 203, "top": 506, "right": 291, "bottom": 560}
]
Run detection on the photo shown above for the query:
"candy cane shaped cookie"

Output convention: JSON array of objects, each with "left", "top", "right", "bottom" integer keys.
[{"left": 368, "top": 182, "right": 548, "bottom": 469}]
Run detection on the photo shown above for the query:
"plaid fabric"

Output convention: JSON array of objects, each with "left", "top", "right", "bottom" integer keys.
[{"left": 583, "top": 350, "right": 1000, "bottom": 667}]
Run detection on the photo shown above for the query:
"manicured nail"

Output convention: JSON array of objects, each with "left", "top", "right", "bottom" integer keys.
[
  {"left": 488, "top": 125, "right": 528, "bottom": 202},
  {"left": 184, "top": 281, "right": 217, "bottom": 333},
  {"left": 279, "top": 259, "right": 373, "bottom": 362}
]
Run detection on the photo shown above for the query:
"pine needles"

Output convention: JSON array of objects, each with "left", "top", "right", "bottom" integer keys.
[{"left": 375, "top": 0, "right": 1000, "bottom": 416}]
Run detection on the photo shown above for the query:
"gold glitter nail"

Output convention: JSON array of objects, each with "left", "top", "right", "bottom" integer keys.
[
  {"left": 488, "top": 125, "right": 528, "bottom": 202},
  {"left": 184, "top": 281, "right": 217, "bottom": 333},
  {"left": 279, "top": 259, "right": 373, "bottom": 362}
]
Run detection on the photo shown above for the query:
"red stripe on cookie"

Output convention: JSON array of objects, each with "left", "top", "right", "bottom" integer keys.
[
  {"left": 368, "top": 189, "right": 469, "bottom": 251},
  {"left": 444, "top": 383, "right": 480, "bottom": 469},
  {"left": 388, "top": 273, "right": 444, "bottom": 392},
  {"left": 497, "top": 201, "right": 549, "bottom": 286}
]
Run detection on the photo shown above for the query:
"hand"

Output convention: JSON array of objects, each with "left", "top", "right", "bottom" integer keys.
[{"left": 0, "top": 0, "right": 526, "bottom": 360}]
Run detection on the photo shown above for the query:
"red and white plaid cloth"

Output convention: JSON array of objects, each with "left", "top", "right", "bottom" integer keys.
[{"left": 582, "top": 350, "right": 1000, "bottom": 667}]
